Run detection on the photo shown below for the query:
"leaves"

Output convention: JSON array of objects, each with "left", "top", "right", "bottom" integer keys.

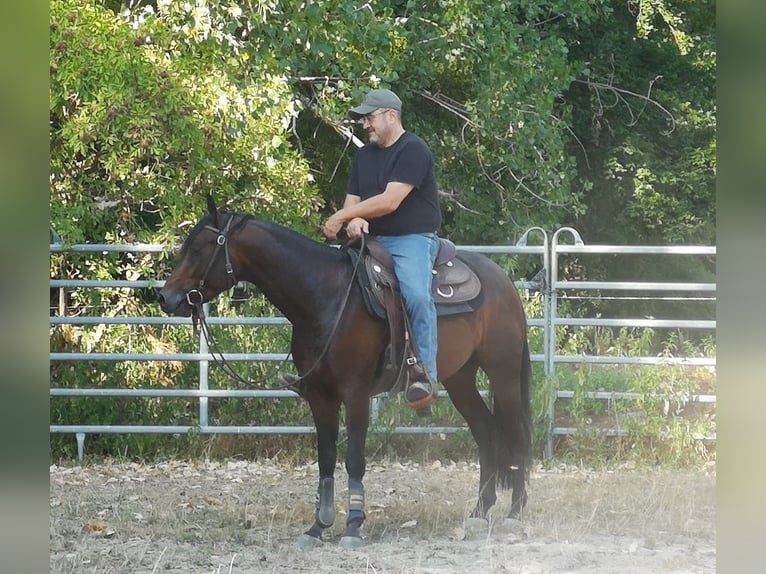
[
  {"left": 49, "top": 1, "right": 714, "bottom": 458},
  {"left": 50, "top": 0, "right": 714, "bottom": 248},
  {"left": 564, "top": 0, "right": 715, "bottom": 245},
  {"left": 50, "top": 0, "right": 320, "bottom": 247}
]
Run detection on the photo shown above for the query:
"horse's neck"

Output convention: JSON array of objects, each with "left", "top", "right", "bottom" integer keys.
[{"left": 233, "top": 220, "right": 346, "bottom": 326}]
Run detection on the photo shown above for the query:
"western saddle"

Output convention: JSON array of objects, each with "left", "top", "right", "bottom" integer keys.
[{"left": 344, "top": 236, "right": 482, "bottom": 396}]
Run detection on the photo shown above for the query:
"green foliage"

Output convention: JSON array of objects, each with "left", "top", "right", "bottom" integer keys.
[
  {"left": 544, "top": 324, "right": 715, "bottom": 468},
  {"left": 49, "top": 0, "right": 715, "bottom": 467},
  {"left": 206, "top": 0, "right": 619, "bottom": 241},
  {"left": 564, "top": 0, "right": 716, "bottom": 245},
  {"left": 49, "top": 0, "right": 324, "bottom": 461},
  {"left": 50, "top": 0, "right": 715, "bottom": 246},
  {"left": 50, "top": 0, "right": 321, "bottom": 248},
  {"left": 625, "top": 357, "right": 716, "bottom": 466},
  {"left": 49, "top": 0, "right": 715, "bottom": 267}
]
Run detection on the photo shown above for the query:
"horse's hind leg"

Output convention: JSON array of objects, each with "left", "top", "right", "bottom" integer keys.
[
  {"left": 299, "top": 391, "right": 341, "bottom": 546},
  {"left": 442, "top": 359, "right": 498, "bottom": 520}
]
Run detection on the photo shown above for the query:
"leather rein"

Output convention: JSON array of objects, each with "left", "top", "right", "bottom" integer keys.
[{"left": 185, "top": 213, "right": 365, "bottom": 392}]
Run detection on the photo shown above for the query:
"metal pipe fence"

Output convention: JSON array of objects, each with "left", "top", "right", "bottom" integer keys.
[{"left": 50, "top": 228, "right": 716, "bottom": 460}]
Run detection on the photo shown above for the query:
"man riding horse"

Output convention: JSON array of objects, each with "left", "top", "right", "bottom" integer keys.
[{"left": 322, "top": 88, "right": 441, "bottom": 414}]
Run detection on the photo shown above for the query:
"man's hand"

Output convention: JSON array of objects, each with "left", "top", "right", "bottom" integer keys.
[
  {"left": 322, "top": 215, "right": 344, "bottom": 240},
  {"left": 345, "top": 218, "right": 369, "bottom": 239}
]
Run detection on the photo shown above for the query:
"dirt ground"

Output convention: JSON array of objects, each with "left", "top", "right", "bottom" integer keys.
[{"left": 50, "top": 459, "right": 715, "bottom": 573}]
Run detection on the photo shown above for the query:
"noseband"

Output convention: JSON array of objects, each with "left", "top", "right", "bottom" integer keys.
[{"left": 185, "top": 214, "right": 238, "bottom": 306}]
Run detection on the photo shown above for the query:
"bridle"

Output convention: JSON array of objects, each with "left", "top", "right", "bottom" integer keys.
[
  {"left": 185, "top": 212, "right": 296, "bottom": 390},
  {"left": 184, "top": 213, "right": 367, "bottom": 392},
  {"left": 185, "top": 215, "right": 237, "bottom": 309}
]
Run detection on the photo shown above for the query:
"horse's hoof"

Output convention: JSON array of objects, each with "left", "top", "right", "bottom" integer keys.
[
  {"left": 296, "top": 533, "right": 323, "bottom": 548},
  {"left": 465, "top": 516, "right": 489, "bottom": 533},
  {"left": 339, "top": 535, "right": 364, "bottom": 550}
]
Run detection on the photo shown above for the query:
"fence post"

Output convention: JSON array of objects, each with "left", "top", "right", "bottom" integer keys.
[
  {"left": 545, "top": 228, "right": 585, "bottom": 459},
  {"left": 198, "top": 303, "right": 211, "bottom": 428},
  {"left": 76, "top": 432, "right": 85, "bottom": 461}
]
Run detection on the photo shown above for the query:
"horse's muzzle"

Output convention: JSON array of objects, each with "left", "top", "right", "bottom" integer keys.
[{"left": 157, "top": 288, "right": 192, "bottom": 317}]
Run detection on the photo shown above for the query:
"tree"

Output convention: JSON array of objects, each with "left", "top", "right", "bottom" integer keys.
[
  {"left": 245, "top": 0, "right": 604, "bottom": 243},
  {"left": 50, "top": 0, "right": 320, "bottom": 250},
  {"left": 51, "top": 0, "right": 715, "bottom": 250},
  {"left": 564, "top": 0, "right": 716, "bottom": 245}
]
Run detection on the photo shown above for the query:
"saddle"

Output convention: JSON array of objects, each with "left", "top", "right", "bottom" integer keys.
[
  {"left": 344, "top": 236, "right": 482, "bottom": 396},
  {"left": 359, "top": 237, "right": 482, "bottom": 313}
]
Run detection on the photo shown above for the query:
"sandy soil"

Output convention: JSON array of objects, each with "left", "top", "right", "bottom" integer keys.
[{"left": 50, "top": 459, "right": 715, "bottom": 573}]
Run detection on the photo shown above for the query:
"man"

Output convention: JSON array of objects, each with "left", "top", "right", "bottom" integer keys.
[{"left": 322, "top": 88, "right": 442, "bottom": 411}]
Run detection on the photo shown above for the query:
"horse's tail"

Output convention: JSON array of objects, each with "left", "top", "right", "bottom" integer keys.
[
  {"left": 494, "top": 335, "right": 533, "bottom": 489},
  {"left": 519, "top": 336, "right": 534, "bottom": 470}
]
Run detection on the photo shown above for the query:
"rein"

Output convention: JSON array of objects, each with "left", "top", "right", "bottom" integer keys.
[
  {"left": 193, "top": 303, "right": 295, "bottom": 390},
  {"left": 186, "top": 215, "right": 367, "bottom": 392}
]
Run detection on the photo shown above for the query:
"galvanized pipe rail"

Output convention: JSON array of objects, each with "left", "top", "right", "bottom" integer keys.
[
  {"left": 540, "top": 228, "right": 716, "bottom": 457},
  {"left": 50, "top": 229, "right": 716, "bottom": 460}
]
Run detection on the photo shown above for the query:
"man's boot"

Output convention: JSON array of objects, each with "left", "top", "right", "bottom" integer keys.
[{"left": 405, "top": 358, "right": 436, "bottom": 416}]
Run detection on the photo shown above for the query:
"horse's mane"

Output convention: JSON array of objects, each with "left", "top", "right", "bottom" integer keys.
[
  {"left": 179, "top": 210, "right": 344, "bottom": 264},
  {"left": 249, "top": 215, "right": 348, "bottom": 266}
]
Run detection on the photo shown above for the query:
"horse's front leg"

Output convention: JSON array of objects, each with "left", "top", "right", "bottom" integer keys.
[
  {"left": 298, "top": 392, "right": 340, "bottom": 547},
  {"left": 339, "top": 392, "right": 370, "bottom": 549}
]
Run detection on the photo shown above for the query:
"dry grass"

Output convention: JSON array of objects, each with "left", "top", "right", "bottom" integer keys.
[{"left": 50, "top": 459, "right": 715, "bottom": 573}]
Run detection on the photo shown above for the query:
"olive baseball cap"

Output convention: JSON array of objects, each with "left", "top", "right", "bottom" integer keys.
[{"left": 349, "top": 88, "right": 402, "bottom": 119}]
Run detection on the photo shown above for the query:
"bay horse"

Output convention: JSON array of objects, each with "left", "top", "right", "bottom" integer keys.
[{"left": 158, "top": 195, "right": 532, "bottom": 548}]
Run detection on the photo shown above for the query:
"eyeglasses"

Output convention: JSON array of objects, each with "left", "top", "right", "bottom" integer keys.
[{"left": 360, "top": 109, "right": 391, "bottom": 124}]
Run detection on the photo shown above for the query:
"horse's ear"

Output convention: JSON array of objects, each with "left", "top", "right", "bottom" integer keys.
[{"left": 206, "top": 193, "right": 218, "bottom": 226}]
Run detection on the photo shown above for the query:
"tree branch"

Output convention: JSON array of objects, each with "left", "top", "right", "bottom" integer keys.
[
  {"left": 574, "top": 75, "right": 676, "bottom": 134},
  {"left": 437, "top": 189, "right": 482, "bottom": 215},
  {"left": 414, "top": 89, "right": 479, "bottom": 129}
]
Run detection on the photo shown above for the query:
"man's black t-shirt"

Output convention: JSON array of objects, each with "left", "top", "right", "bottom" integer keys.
[{"left": 347, "top": 131, "right": 442, "bottom": 236}]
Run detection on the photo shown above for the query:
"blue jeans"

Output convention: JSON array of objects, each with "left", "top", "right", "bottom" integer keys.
[{"left": 376, "top": 233, "right": 440, "bottom": 383}]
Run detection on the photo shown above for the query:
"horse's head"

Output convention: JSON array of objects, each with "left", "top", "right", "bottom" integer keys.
[{"left": 158, "top": 194, "right": 240, "bottom": 316}]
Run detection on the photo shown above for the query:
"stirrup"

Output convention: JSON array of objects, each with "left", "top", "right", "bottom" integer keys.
[{"left": 405, "top": 380, "right": 435, "bottom": 410}]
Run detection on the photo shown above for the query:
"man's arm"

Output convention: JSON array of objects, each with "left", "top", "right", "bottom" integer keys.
[
  {"left": 322, "top": 182, "right": 414, "bottom": 239},
  {"left": 342, "top": 194, "right": 361, "bottom": 209},
  {"left": 340, "top": 195, "right": 368, "bottom": 239}
]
